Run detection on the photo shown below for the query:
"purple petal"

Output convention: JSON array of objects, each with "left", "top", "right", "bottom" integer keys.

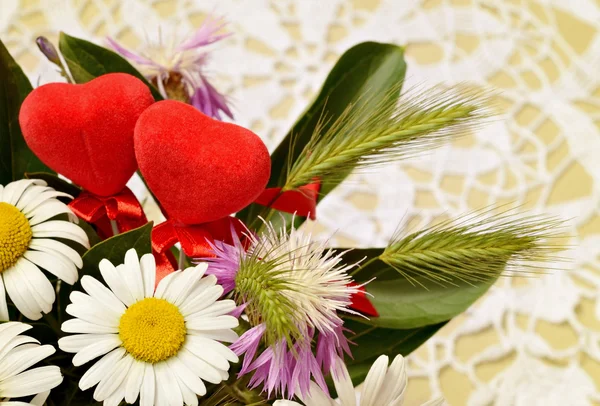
[
  {"left": 177, "top": 16, "right": 232, "bottom": 51},
  {"left": 106, "top": 37, "right": 159, "bottom": 67},
  {"left": 190, "top": 77, "right": 234, "bottom": 120}
]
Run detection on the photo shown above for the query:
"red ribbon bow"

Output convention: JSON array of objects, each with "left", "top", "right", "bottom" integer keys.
[
  {"left": 152, "top": 216, "right": 246, "bottom": 282},
  {"left": 68, "top": 187, "right": 147, "bottom": 239},
  {"left": 254, "top": 181, "right": 320, "bottom": 220},
  {"left": 348, "top": 282, "right": 379, "bottom": 317}
]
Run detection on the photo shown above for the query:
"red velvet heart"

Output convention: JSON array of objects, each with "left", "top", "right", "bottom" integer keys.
[
  {"left": 134, "top": 100, "right": 271, "bottom": 225},
  {"left": 19, "top": 73, "right": 154, "bottom": 196}
]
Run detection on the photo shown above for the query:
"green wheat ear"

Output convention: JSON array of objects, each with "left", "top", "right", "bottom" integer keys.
[
  {"left": 283, "top": 83, "right": 495, "bottom": 191},
  {"left": 379, "top": 208, "right": 567, "bottom": 286}
]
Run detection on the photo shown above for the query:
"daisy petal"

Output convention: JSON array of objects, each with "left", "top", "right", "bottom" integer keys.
[
  {"left": 99, "top": 259, "right": 135, "bottom": 306},
  {"left": 79, "top": 348, "right": 126, "bottom": 390}
]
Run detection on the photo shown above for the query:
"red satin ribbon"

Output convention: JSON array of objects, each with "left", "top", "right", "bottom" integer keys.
[
  {"left": 152, "top": 216, "right": 246, "bottom": 281},
  {"left": 68, "top": 187, "right": 147, "bottom": 239},
  {"left": 254, "top": 181, "right": 320, "bottom": 220},
  {"left": 348, "top": 282, "right": 379, "bottom": 317}
]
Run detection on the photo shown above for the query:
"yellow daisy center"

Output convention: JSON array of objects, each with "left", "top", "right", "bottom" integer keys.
[
  {"left": 119, "top": 297, "right": 186, "bottom": 363},
  {"left": 0, "top": 202, "right": 32, "bottom": 272}
]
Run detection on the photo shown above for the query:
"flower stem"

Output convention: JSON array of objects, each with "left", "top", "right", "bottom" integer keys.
[
  {"left": 178, "top": 248, "right": 186, "bottom": 270},
  {"left": 350, "top": 256, "right": 379, "bottom": 276},
  {"left": 110, "top": 220, "right": 119, "bottom": 236},
  {"left": 43, "top": 312, "right": 62, "bottom": 337}
]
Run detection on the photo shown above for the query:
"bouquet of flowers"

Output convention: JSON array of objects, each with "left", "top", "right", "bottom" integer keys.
[{"left": 0, "top": 18, "right": 563, "bottom": 406}]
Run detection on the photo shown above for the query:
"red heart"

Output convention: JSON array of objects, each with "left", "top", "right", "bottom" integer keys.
[
  {"left": 134, "top": 100, "right": 271, "bottom": 225},
  {"left": 19, "top": 73, "right": 154, "bottom": 196}
]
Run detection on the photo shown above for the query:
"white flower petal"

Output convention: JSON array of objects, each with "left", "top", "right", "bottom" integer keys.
[
  {"left": 80, "top": 276, "right": 126, "bottom": 314},
  {"left": 0, "top": 344, "right": 55, "bottom": 381},
  {"left": 0, "top": 276, "right": 9, "bottom": 322},
  {"left": 183, "top": 338, "right": 231, "bottom": 371},
  {"left": 185, "top": 315, "right": 238, "bottom": 331},
  {"left": 154, "top": 361, "right": 183, "bottom": 406},
  {"left": 27, "top": 199, "right": 71, "bottom": 225},
  {"left": 68, "top": 291, "right": 121, "bottom": 323},
  {"left": 102, "top": 380, "right": 126, "bottom": 406},
  {"left": 21, "top": 190, "right": 71, "bottom": 216},
  {"left": 124, "top": 359, "right": 145, "bottom": 404},
  {"left": 161, "top": 265, "right": 206, "bottom": 305},
  {"left": 0, "top": 323, "right": 33, "bottom": 355},
  {"left": 139, "top": 362, "right": 155, "bottom": 406},
  {"left": 360, "top": 355, "right": 389, "bottom": 406},
  {"left": 179, "top": 284, "right": 223, "bottom": 317},
  {"left": 332, "top": 357, "right": 358, "bottom": 406},
  {"left": 181, "top": 274, "right": 218, "bottom": 306},
  {"left": 15, "top": 258, "right": 56, "bottom": 311},
  {"left": 190, "top": 328, "right": 238, "bottom": 343},
  {"left": 93, "top": 353, "right": 133, "bottom": 401},
  {"left": 0, "top": 336, "right": 38, "bottom": 364},
  {"left": 3, "top": 180, "right": 36, "bottom": 206},
  {"left": 191, "top": 299, "right": 236, "bottom": 318},
  {"left": 24, "top": 249, "right": 78, "bottom": 286},
  {"left": 140, "top": 254, "right": 156, "bottom": 298},
  {"left": 29, "top": 238, "right": 83, "bottom": 268},
  {"left": 30, "top": 390, "right": 51, "bottom": 406},
  {"left": 3, "top": 264, "right": 43, "bottom": 320},
  {"left": 301, "top": 381, "right": 337, "bottom": 406},
  {"left": 59, "top": 334, "right": 116, "bottom": 353},
  {"left": 61, "top": 319, "right": 118, "bottom": 334},
  {"left": 13, "top": 183, "right": 46, "bottom": 210},
  {"left": 31, "top": 220, "right": 89, "bottom": 249},
  {"left": 123, "top": 249, "right": 144, "bottom": 302},
  {"left": 99, "top": 259, "right": 135, "bottom": 306},
  {"left": 0, "top": 366, "right": 62, "bottom": 399},
  {"left": 166, "top": 356, "right": 206, "bottom": 396},
  {"left": 72, "top": 335, "right": 122, "bottom": 366},
  {"left": 79, "top": 348, "right": 126, "bottom": 391},
  {"left": 154, "top": 270, "right": 180, "bottom": 299},
  {"left": 383, "top": 355, "right": 407, "bottom": 406},
  {"left": 177, "top": 349, "right": 223, "bottom": 384}
]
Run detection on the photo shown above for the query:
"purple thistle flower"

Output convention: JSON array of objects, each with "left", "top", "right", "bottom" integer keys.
[
  {"left": 107, "top": 16, "right": 233, "bottom": 120},
  {"left": 199, "top": 221, "right": 363, "bottom": 399}
]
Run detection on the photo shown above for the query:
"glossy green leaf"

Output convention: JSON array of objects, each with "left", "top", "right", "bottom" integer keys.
[
  {"left": 356, "top": 276, "right": 491, "bottom": 329},
  {"left": 238, "top": 42, "right": 406, "bottom": 225},
  {"left": 0, "top": 39, "right": 54, "bottom": 183},
  {"left": 344, "top": 320, "right": 446, "bottom": 385},
  {"left": 58, "top": 32, "right": 163, "bottom": 100},
  {"left": 80, "top": 221, "right": 153, "bottom": 280},
  {"left": 343, "top": 248, "right": 496, "bottom": 329}
]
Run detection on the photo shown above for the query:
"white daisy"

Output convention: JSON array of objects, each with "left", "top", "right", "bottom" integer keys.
[
  {"left": 274, "top": 355, "right": 444, "bottom": 406},
  {"left": 58, "top": 248, "right": 240, "bottom": 406},
  {"left": 0, "top": 321, "right": 63, "bottom": 404},
  {"left": 0, "top": 179, "right": 89, "bottom": 321}
]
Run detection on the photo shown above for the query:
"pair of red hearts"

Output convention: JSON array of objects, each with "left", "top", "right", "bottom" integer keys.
[{"left": 19, "top": 73, "right": 271, "bottom": 225}]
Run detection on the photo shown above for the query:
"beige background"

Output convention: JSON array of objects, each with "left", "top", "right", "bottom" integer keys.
[{"left": 1, "top": 0, "right": 600, "bottom": 404}]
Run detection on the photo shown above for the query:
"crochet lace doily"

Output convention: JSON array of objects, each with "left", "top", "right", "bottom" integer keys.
[{"left": 2, "top": 0, "right": 600, "bottom": 404}]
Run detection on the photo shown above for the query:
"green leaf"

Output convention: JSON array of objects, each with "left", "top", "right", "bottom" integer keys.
[
  {"left": 355, "top": 275, "right": 491, "bottom": 329},
  {"left": 237, "top": 42, "right": 406, "bottom": 225},
  {"left": 342, "top": 248, "right": 495, "bottom": 329},
  {"left": 58, "top": 32, "right": 163, "bottom": 100},
  {"left": 0, "top": 39, "right": 54, "bottom": 183},
  {"left": 344, "top": 320, "right": 446, "bottom": 385},
  {"left": 80, "top": 221, "right": 153, "bottom": 280}
]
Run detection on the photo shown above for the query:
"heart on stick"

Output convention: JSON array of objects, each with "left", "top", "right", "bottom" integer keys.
[
  {"left": 19, "top": 73, "right": 154, "bottom": 196},
  {"left": 134, "top": 100, "right": 271, "bottom": 225}
]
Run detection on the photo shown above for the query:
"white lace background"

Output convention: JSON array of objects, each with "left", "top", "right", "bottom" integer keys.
[{"left": 2, "top": 0, "right": 600, "bottom": 404}]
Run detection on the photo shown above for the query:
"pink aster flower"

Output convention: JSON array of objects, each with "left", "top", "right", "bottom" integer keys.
[
  {"left": 107, "top": 16, "right": 233, "bottom": 119},
  {"left": 200, "top": 221, "right": 362, "bottom": 399}
]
